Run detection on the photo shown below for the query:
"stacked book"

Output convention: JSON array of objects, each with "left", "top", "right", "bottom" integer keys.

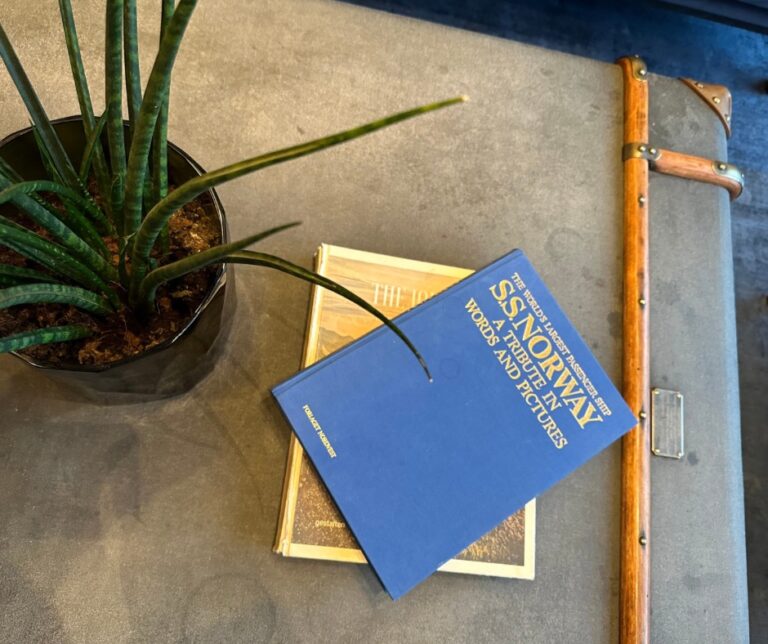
[
  {"left": 272, "top": 244, "right": 635, "bottom": 598},
  {"left": 274, "top": 245, "right": 536, "bottom": 580}
]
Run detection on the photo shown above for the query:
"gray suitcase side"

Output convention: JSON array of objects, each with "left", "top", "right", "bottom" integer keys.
[{"left": 649, "top": 75, "right": 749, "bottom": 643}]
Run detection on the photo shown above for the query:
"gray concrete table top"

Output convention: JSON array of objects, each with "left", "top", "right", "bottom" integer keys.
[{"left": 0, "top": 1, "right": 747, "bottom": 642}]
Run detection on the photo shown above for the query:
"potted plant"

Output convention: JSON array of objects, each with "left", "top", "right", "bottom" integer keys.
[{"left": 0, "top": 0, "right": 461, "bottom": 400}]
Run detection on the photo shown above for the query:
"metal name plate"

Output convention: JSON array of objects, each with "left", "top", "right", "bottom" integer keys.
[{"left": 651, "top": 388, "right": 684, "bottom": 459}]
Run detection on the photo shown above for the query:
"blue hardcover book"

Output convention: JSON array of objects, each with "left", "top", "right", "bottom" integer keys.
[{"left": 272, "top": 249, "right": 636, "bottom": 599}]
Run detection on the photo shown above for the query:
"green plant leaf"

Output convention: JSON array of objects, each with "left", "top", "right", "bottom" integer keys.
[
  {"left": 151, "top": 0, "right": 174, "bottom": 217},
  {"left": 0, "top": 263, "right": 60, "bottom": 284},
  {"left": 31, "top": 125, "right": 65, "bottom": 184},
  {"left": 32, "top": 126, "right": 97, "bottom": 207},
  {"left": 0, "top": 218, "right": 116, "bottom": 304},
  {"left": 79, "top": 111, "right": 109, "bottom": 185},
  {"left": 140, "top": 248, "right": 431, "bottom": 380},
  {"left": 132, "top": 221, "right": 300, "bottom": 306},
  {"left": 0, "top": 275, "right": 23, "bottom": 288},
  {"left": 0, "top": 155, "right": 110, "bottom": 250},
  {"left": 56, "top": 196, "right": 111, "bottom": 261},
  {"left": 0, "top": 324, "right": 91, "bottom": 354},
  {"left": 0, "top": 180, "right": 112, "bottom": 249},
  {"left": 0, "top": 24, "right": 81, "bottom": 190},
  {"left": 0, "top": 155, "right": 23, "bottom": 182},
  {"left": 58, "top": 0, "right": 112, "bottom": 203},
  {"left": 0, "top": 283, "right": 112, "bottom": 315},
  {"left": 0, "top": 158, "right": 79, "bottom": 233},
  {"left": 129, "top": 96, "right": 466, "bottom": 293},
  {"left": 58, "top": 0, "right": 95, "bottom": 124},
  {"left": 123, "top": 0, "right": 198, "bottom": 236},
  {"left": 123, "top": 0, "right": 142, "bottom": 127},
  {"left": 229, "top": 251, "right": 431, "bottom": 379},
  {"left": 0, "top": 176, "right": 116, "bottom": 280},
  {"left": 105, "top": 0, "right": 127, "bottom": 225},
  {"left": 152, "top": 1, "right": 175, "bottom": 254}
]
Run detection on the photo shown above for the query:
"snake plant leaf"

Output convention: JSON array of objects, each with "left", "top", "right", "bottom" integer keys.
[
  {"left": 0, "top": 283, "right": 112, "bottom": 315},
  {"left": 152, "top": 0, "right": 175, "bottom": 209},
  {"left": 58, "top": 0, "right": 112, "bottom": 202},
  {"left": 0, "top": 218, "right": 117, "bottom": 305},
  {"left": 0, "top": 263, "right": 60, "bottom": 284},
  {"left": 31, "top": 126, "right": 65, "bottom": 184},
  {"left": 0, "top": 24, "right": 81, "bottom": 190},
  {"left": 123, "top": 0, "right": 142, "bottom": 127},
  {"left": 227, "top": 252, "right": 430, "bottom": 379},
  {"left": 131, "top": 220, "right": 300, "bottom": 306},
  {"left": 0, "top": 276, "right": 23, "bottom": 288},
  {"left": 0, "top": 158, "right": 74, "bottom": 231},
  {"left": 105, "top": 0, "right": 127, "bottom": 225},
  {"left": 153, "top": 0, "right": 175, "bottom": 258},
  {"left": 123, "top": 0, "right": 198, "bottom": 236},
  {"left": 59, "top": 0, "right": 95, "bottom": 124},
  {"left": 58, "top": 197, "right": 111, "bottom": 258},
  {"left": 0, "top": 181, "right": 110, "bottom": 257},
  {"left": 32, "top": 126, "right": 97, "bottom": 205},
  {"left": 0, "top": 155, "right": 23, "bottom": 182},
  {"left": 129, "top": 96, "right": 466, "bottom": 293},
  {"left": 139, "top": 249, "right": 431, "bottom": 380},
  {"left": 0, "top": 324, "right": 91, "bottom": 354},
  {"left": 0, "top": 179, "right": 112, "bottom": 237},
  {"left": 0, "top": 214, "right": 27, "bottom": 233},
  {"left": 79, "top": 111, "right": 109, "bottom": 184},
  {"left": 0, "top": 176, "right": 116, "bottom": 280}
]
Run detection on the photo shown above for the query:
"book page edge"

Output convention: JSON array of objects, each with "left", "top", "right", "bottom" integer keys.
[{"left": 273, "top": 244, "right": 329, "bottom": 553}]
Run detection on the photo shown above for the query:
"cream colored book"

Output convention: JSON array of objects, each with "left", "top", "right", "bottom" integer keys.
[{"left": 274, "top": 244, "right": 535, "bottom": 579}]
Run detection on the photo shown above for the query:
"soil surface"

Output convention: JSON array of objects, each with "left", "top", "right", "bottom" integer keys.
[{"left": 0, "top": 191, "right": 222, "bottom": 367}]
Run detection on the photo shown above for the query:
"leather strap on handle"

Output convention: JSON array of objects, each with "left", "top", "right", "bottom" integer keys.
[
  {"left": 652, "top": 148, "right": 743, "bottom": 200},
  {"left": 623, "top": 143, "right": 744, "bottom": 200}
]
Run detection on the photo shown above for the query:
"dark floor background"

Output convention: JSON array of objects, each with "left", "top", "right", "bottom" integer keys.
[{"left": 346, "top": 0, "right": 767, "bottom": 637}]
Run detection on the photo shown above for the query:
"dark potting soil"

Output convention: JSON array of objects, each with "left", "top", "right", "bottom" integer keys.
[{"left": 0, "top": 192, "right": 222, "bottom": 366}]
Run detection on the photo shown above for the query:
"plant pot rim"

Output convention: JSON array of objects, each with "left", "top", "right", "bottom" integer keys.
[{"left": 1, "top": 115, "right": 229, "bottom": 374}]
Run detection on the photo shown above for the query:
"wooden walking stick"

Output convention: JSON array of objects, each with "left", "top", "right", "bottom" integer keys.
[
  {"left": 616, "top": 56, "right": 743, "bottom": 644},
  {"left": 618, "top": 55, "right": 651, "bottom": 644}
]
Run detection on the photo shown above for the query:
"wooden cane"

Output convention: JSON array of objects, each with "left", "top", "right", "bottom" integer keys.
[{"left": 618, "top": 55, "right": 651, "bottom": 644}]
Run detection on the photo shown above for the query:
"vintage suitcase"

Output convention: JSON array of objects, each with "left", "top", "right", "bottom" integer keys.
[{"left": 0, "top": 0, "right": 748, "bottom": 642}]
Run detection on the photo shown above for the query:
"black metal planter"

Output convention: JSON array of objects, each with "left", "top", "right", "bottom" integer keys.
[{"left": 0, "top": 116, "right": 236, "bottom": 403}]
